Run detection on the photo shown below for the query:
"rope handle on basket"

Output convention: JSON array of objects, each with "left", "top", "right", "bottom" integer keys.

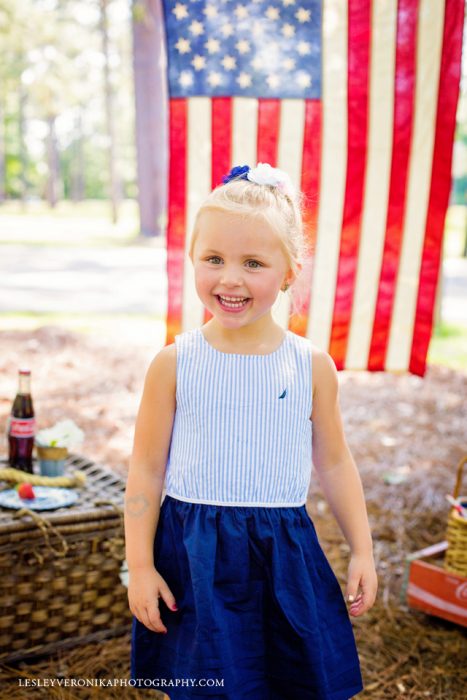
[
  {"left": 93, "top": 500, "right": 125, "bottom": 562},
  {"left": 452, "top": 455, "right": 467, "bottom": 500},
  {"left": 12, "top": 508, "right": 69, "bottom": 563},
  {"left": 93, "top": 500, "right": 124, "bottom": 529}
]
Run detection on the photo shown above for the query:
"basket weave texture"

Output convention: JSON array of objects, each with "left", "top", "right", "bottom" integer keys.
[
  {"left": 0, "top": 453, "right": 131, "bottom": 663},
  {"left": 444, "top": 455, "right": 467, "bottom": 577}
]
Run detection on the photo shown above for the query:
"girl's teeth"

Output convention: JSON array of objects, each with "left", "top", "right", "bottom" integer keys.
[{"left": 218, "top": 296, "right": 249, "bottom": 308}]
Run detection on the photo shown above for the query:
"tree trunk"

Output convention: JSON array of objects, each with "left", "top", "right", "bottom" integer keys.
[
  {"left": 0, "top": 94, "right": 5, "bottom": 202},
  {"left": 18, "top": 82, "right": 27, "bottom": 205},
  {"left": 71, "top": 109, "right": 85, "bottom": 202},
  {"left": 99, "top": 0, "right": 119, "bottom": 224},
  {"left": 132, "top": 0, "right": 168, "bottom": 238},
  {"left": 46, "top": 114, "right": 59, "bottom": 208}
]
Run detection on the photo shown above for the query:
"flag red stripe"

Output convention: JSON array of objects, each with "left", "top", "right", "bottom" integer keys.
[
  {"left": 291, "top": 99, "right": 322, "bottom": 336},
  {"left": 166, "top": 98, "right": 188, "bottom": 344},
  {"left": 409, "top": 0, "right": 465, "bottom": 375},
  {"left": 368, "top": 0, "right": 419, "bottom": 370},
  {"left": 204, "top": 98, "right": 234, "bottom": 324},
  {"left": 257, "top": 99, "right": 281, "bottom": 165},
  {"left": 329, "top": 0, "right": 371, "bottom": 369}
]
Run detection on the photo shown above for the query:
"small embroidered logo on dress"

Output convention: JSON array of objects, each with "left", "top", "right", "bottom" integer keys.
[{"left": 278, "top": 389, "right": 287, "bottom": 399}]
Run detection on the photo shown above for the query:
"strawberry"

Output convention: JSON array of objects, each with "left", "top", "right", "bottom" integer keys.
[{"left": 17, "top": 483, "right": 35, "bottom": 499}]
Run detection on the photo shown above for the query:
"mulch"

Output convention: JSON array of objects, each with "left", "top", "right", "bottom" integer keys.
[{"left": 0, "top": 325, "right": 466, "bottom": 699}]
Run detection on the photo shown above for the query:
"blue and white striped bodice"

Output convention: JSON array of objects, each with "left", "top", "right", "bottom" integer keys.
[{"left": 164, "top": 327, "right": 313, "bottom": 506}]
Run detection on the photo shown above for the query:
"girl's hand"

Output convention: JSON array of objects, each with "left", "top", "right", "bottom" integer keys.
[
  {"left": 128, "top": 565, "right": 178, "bottom": 633},
  {"left": 345, "top": 552, "right": 378, "bottom": 617}
]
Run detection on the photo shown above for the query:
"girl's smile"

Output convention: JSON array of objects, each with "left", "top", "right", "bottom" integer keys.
[{"left": 215, "top": 294, "right": 252, "bottom": 313}]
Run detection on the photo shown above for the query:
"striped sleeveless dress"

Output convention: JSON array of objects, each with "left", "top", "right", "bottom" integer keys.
[{"left": 130, "top": 328, "right": 363, "bottom": 700}]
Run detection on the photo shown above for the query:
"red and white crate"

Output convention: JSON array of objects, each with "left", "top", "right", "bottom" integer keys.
[{"left": 401, "top": 540, "right": 467, "bottom": 628}]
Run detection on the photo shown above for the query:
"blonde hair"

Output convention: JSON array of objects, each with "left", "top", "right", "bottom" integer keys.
[{"left": 188, "top": 177, "right": 313, "bottom": 313}]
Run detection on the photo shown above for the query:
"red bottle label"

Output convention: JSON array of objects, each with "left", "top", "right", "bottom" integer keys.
[{"left": 9, "top": 417, "right": 36, "bottom": 438}]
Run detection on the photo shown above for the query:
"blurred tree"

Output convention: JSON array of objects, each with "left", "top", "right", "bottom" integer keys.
[
  {"left": 99, "top": 0, "right": 120, "bottom": 223},
  {"left": 0, "top": 0, "right": 135, "bottom": 210},
  {"left": 132, "top": 0, "right": 167, "bottom": 237}
]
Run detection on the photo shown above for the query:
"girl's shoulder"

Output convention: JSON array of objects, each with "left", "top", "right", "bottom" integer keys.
[
  {"left": 289, "top": 332, "right": 328, "bottom": 365},
  {"left": 287, "top": 334, "right": 331, "bottom": 398},
  {"left": 309, "top": 344, "right": 339, "bottom": 400},
  {"left": 291, "top": 331, "right": 328, "bottom": 396},
  {"left": 145, "top": 342, "right": 177, "bottom": 397}
]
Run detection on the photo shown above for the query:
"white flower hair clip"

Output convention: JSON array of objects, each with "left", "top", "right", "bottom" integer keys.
[{"left": 222, "top": 162, "right": 295, "bottom": 198}]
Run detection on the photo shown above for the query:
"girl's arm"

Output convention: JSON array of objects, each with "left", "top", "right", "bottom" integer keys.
[
  {"left": 310, "top": 348, "right": 378, "bottom": 616},
  {"left": 124, "top": 343, "right": 178, "bottom": 632}
]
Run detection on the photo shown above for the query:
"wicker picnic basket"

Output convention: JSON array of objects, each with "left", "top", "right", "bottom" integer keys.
[
  {"left": 444, "top": 454, "right": 467, "bottom": 577},
  {"left": 0, "top": 453, "right": 132, "bottom": 663}
]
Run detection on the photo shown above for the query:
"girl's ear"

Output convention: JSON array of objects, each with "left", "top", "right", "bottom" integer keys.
[{"left": 284, "top": 265, "right": 299, "bottom": 288}]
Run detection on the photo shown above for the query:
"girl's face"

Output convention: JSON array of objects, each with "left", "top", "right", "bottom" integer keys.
[{"left": 190, "top": 210, "right": 293, "bottom": 328}]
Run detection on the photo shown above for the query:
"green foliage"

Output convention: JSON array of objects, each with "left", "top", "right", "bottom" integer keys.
[
  {"left": 428, "top": 322, "right": 467, "bottom": 371},
  {"left": 0, "top": 0, "right": 135, "bottom": 202}
]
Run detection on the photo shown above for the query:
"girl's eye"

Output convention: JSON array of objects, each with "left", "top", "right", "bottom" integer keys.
[
  {"left": 206, "top": 256, "right": 222, "bottom": 264},
  {"left": 246, "top": 260, "right": 262, "bottom": 269}
]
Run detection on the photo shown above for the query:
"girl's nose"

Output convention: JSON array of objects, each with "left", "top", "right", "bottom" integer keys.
[{"left": 220, "top": 268, "right": 243, "bottom": 286}]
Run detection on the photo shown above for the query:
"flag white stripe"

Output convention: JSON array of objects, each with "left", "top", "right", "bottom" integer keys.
[
  {"left": 273, "top": 99, "right": 307, "bottom": 328},
  {"left": 308, "top": 0, "right": 348, "bottom": 350},
  {"left": 387, "top": 0, "right": 445, "bottom": 370},
  {"left": 184, "top": 97, "right": 212, "bottom": 331},
  {"left": 346, "top": 0, "right": 398, "bottom": 370},
  {"left": 232, "top": 97, "right": 258, "bottom": 168}
]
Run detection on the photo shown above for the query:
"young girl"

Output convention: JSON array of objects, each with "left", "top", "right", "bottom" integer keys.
[{"left": 125, "top": 163, "right": 378, "bottom": 699}]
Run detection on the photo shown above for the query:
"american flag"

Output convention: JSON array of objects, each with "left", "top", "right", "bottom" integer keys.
[{"left": 162, "top": 0, "right": 464, "bottom": 376}]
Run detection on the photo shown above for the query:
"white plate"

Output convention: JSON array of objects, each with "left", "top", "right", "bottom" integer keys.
[{"left": 0, "top": 486, "right": 79, "bottom": 510}]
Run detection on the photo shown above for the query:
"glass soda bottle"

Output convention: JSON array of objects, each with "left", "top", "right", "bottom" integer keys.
[{"left": 7, "top": 368, "right": 36, "bottom": 473}]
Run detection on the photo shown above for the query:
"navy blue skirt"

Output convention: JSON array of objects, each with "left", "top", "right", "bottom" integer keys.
[{"left": 130, "top": 495, "right": 363, "bottom": 699}]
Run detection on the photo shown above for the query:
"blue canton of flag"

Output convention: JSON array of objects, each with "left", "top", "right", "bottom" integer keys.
[{"left": 162, "top": 0, "right": 322, "bottom": 99}]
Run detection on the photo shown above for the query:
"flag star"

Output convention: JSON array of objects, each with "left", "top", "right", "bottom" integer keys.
[
  {"left": 207, "top": 71, "right": 223, "bottom": 87},
  {"left": 297, "top": 40, "right": 311, "bottom": 55},
  {"left": 296, "top": 71, "right": 312, "bottom": 88},
  {"left": 191, "top": 54, "right": 206, "bottom": 70},
  {"left": 179, "top": 70, "right": 193, "bottom": 87},
  {"left": 235, "top": 39, "right": 251, "bottom": 54},
  {"left": 283, "top": 57, "right": 296, "bottom": 71},
  {"left": 269, "top": 40, "right": 280, "bottom": 54},
  {"left": 175, "top": 37, "right": 191, "bottom": 54},
  {"left": 220, "top": 22, "right": 234, "bottom": 37},
  {"left": 296, "top": 7, "right": 311, "bottom": 23},
  {"left": 205, "top": 37, "right": 221, "bottom": 53},
  {"left": 251, "top": 55, "right": 265, "bottom": 70},
  {"left": 252, "top": 20, "right": 265, "bottom": 36},
  {"left": 281, "top": 23, "right": 295, "bottom": 37},
  {"left": 222, "top": 55, "right": 237, "bottom": 70},
  {"left": 189, "top": 20, "right": 204, "bottom": 36},
  {"left": 203, "top": 4, "right": 218, "bottom": 18},
  {"left": 265, "top": 6, "right": 280, "bottom": 20},
  {"left": 234, "top": 4, "right": 249, "bottom": 19},
  {"left": 172, "top": 3, "right": 189, "bottom": 20},
  {"left": 237, "top": 72, "right": 252, "bottom": 88},
  {"left": 282, "top": 0, "right": 296, "bottom": 6},
  {"left": 267, "top": 73, "right": 280, "bottom": 88}
]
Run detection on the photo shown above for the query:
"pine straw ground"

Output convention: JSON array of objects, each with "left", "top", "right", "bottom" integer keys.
[{"left": 0, "top": 325, "right": 466, "bottom": 700}]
